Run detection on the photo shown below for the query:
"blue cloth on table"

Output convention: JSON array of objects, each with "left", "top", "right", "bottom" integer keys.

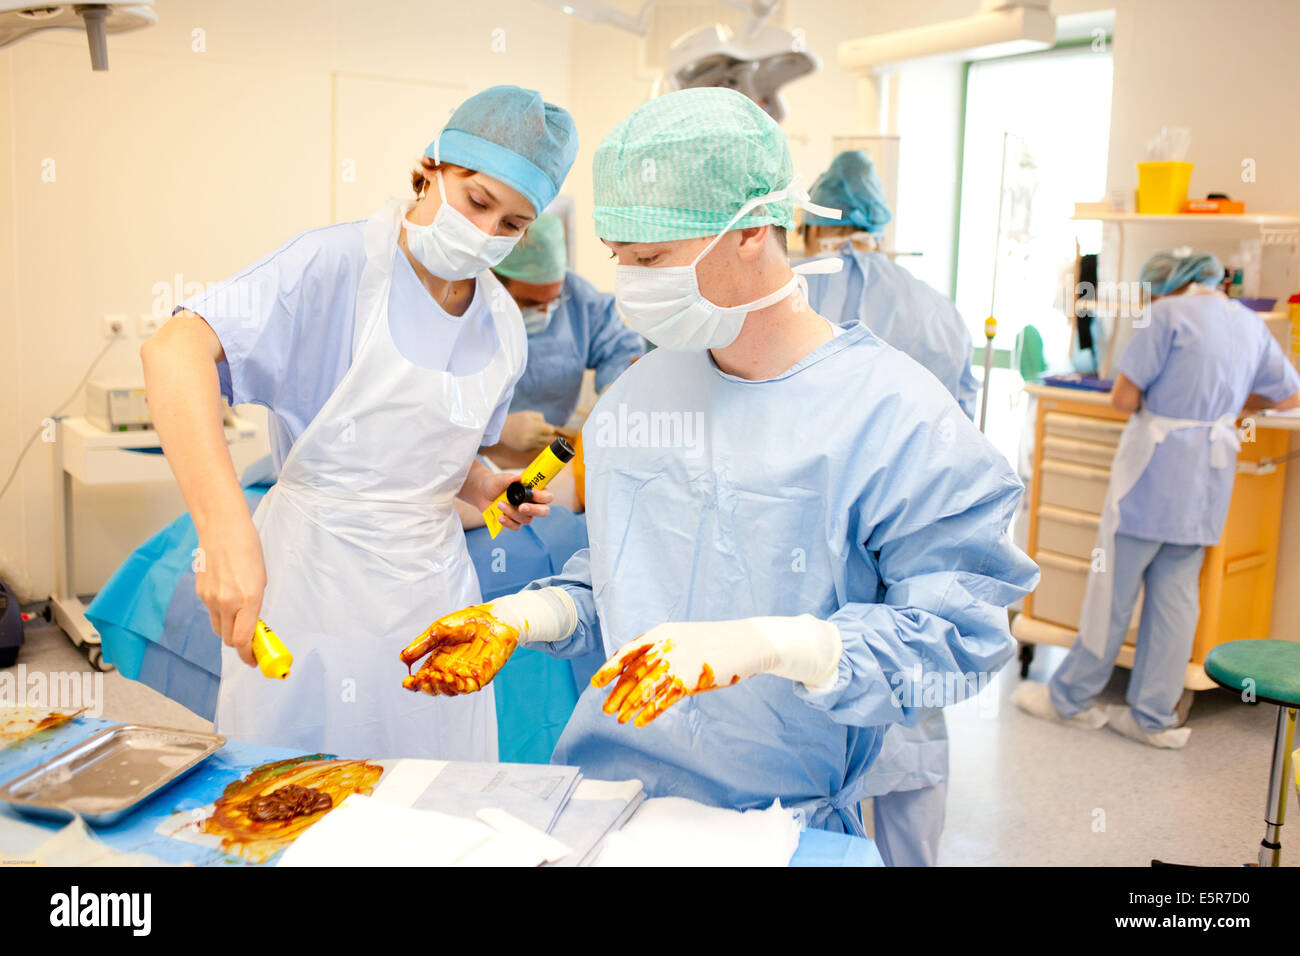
[
  {"left": 88, "top": 472, "right": 590, "bottom": 763},
  {"left": 0, "top": 717, "right": 880, "bottom": 866},
  {"left": 789, "top": 827, "right": 884, "bottom": 867}
]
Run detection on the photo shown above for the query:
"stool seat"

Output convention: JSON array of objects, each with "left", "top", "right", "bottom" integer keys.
[{"left": 1205, "top": 639, "right": 1300, "bottom": 708}]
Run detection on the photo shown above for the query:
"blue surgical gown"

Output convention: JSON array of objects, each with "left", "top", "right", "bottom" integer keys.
[
  {"left": 508, "top": 271, "right": 645, "bottom": 426},
  {"left": 178, "top": 221, "right": 521, "bottom": 472},
  {"left": 802, "top": 245, "right": 980, "bottom": 418},
  {"left": 1116, "top": 294, "right": 1299, "bottom": 545},
  {"left": 526, "top": 322, "right": 1039, "bottom": 834}
]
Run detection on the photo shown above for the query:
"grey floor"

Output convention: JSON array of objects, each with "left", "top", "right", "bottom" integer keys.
[
  {"left": 10, "top": 619, "right": 212, "bottom": 734},
  {"left": 935, "top": 644, "right": 1296, "bottom": 866},
  {"left": 6, "top": 621, "right": 1295, "bottom": 866}
]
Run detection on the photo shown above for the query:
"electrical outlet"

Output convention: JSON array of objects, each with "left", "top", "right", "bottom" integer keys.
[
  {"left": 138, "top": 313, "right": 162, "bottom": 337},
  {"left": 103, "top": 314, "right": 128, "bottom": 338}
]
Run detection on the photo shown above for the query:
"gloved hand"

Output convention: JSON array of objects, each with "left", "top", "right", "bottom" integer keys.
[
  {"left": 400, "top": 588, "right": 578, "bottom": 696},
  {"left": 499, "top": 410, "right": 563, "bottom": 452},
  {"left": 592, "top": 616, "right": 843, "bottom": 727}
]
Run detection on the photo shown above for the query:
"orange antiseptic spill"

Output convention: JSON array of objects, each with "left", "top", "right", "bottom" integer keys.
[
  {"left": 401, "top": 605, "right": 518, "bottom": 697},
  {"left": 696, "top": 663, "right": 716, "bottom": 691},
  {"left": 0, "top": 707, "right": 86, "bottom": 748},
  {"left": 199, "top": 754, "right": 382, "bottom": 863},
  {"left": 593, "top": 642, "right": 733, "bottom": 728}
]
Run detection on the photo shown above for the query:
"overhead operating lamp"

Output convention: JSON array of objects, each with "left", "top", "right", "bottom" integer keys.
[{"left": 0, "top": 2, "right": 156, "bottom": 70}]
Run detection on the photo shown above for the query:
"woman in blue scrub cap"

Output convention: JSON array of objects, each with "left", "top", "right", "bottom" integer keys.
[
  {"left": 1017, "top": 249, "right": 1300, "bottom": 748},
  {"left": 141, "top": 86, "right": 578, "bottom": 760}
]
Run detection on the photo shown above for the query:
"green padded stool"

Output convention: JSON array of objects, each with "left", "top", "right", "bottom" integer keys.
[{"left": 1204, "top": 640, "right": 1300, "bottom": 867}]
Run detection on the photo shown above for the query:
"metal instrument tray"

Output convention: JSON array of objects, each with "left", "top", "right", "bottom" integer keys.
[{"left": 0, "top": 723, "right": 225, "bottom": 826}]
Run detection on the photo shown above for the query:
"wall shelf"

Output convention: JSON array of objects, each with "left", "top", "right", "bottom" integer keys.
[{"left": 1072, "top": 209, "right": 1300, "bottom": 226}]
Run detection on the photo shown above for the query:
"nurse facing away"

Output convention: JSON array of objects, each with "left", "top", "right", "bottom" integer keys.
[
  {"left": 1016, "top": 251, "right": 1300, "bottom": 748},
  {"left": 141, "top": 86, "right": 579, "bottom": 758},
  {"left": 400, "top": 88, "right": 1039, "bottom": 834}
]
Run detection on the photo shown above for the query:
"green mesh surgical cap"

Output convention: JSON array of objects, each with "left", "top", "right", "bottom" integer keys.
[
  {"left": 493, "top": 213, "right": 568, "bottom": 284},
  {"left": 592, "top": 87, "right": 797, "bottom": 242}
]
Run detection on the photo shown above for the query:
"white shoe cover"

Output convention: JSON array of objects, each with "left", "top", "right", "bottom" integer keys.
[
  {"left": 1105, "top": 705, "right": 1191, "bottom": 749},
  {"left": 1012, "top": 681, "right": 1109, "bottom": 730}
]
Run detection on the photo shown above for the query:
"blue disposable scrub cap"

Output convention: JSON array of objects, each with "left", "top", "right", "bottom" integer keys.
[
  {"left": 427, "top": 85, "right": 579, "bottom": 216},
  {"left": 1139, "top": 250, "right": 1225, "bottom": 297},
  {"left": 804, "top": 149, "right": 892, "bottom": 232}
]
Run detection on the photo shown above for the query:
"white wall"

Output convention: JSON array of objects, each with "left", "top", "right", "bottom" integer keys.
[
  {"left": 1106, "top": 0, "right": 1300, "bottom": 213},
  {"left": 0, "top": 0, "right": 570, "bottom": 599}
]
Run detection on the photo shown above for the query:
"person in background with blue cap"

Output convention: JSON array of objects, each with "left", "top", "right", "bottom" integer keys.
[
  {"left": 1016, "top": 249, "right": 1300, "bottom": 748},
  {"left": 798, "top": 148, "right": 979, "bottom": 866},
  {"left": 801, "top": 149, "right": 979, "bottom": 418},
  {"left": 402, "top": 88, "right": 1038, "bottom": 842},
  {"left": 482, "top": 213, "right": 645, "bottom": 475},
  {"left": 141, "top": 86, "right": 579, "bottom": 760}
]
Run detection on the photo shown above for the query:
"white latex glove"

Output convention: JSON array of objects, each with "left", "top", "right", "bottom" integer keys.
[
  {"left": 487, "top": 588, "right": 579, "bottom": 644},
  {"left": 591, "top": 616, "right": 843, "bottom": 727},
  {"left": 498, "top": 410, "right": 561, "bottom": 452}
]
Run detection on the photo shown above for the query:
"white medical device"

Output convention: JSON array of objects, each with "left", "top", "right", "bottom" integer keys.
[{"left": 85, "top": 378, "right": 151, "bottom": 432}]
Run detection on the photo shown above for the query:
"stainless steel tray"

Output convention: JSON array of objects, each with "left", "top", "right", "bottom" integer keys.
[{"left": 0, "top": 723, "right": 225, "bottom": 826}]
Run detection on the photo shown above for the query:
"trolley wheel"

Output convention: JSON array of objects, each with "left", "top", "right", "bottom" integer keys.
[
  {"left": 85, "top": 644, "right": 113, "bottom": 672},
  {"left": 1018, "top": 642, "right": 1035, "bottom": 679}
]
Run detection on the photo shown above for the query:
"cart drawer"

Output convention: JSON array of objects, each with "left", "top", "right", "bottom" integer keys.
[
  {"left": 1032, "top": 551, "right": 1090, "bottom": 629},
  {"left": 1043, "top": 411, "right": 1125, "bottom": 447},
  {"left": 1040, "top": 459, "right": 1111, "bottom": 515},
  {"left": 1031, "top": 550, "right": 1141, "bottom": 640},
  {"left": 1042, "top": 435, "right": 1117, "bottom": 469},
  {"left": 1037, "top": 505, "right": 1100, "bottom": 560}
]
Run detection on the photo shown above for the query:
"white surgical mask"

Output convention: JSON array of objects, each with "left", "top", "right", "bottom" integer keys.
[
  {"left": 614, "top": 180, "right": 844, "bottom": 351},
  {"left": 520, "top": 305, "right": 553, "bottom": 335},
  {"left": 403, "top": 168, "right": 521, "bottom": 281}
]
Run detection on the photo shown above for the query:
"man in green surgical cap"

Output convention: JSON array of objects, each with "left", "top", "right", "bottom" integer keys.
[{"left": 411, "top": 88, "right": 1037, "bottom": 845}]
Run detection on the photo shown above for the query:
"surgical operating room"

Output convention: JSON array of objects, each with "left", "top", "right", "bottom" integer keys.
[{"left": 4, "top": 0, "right": 1300, "bottom": 906}]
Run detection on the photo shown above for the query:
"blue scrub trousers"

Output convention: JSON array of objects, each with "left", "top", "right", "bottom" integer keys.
[
  {"left": 1049, "top": 532, "right": 1204, "bottom": 733},
  {"left": 872, "top": 780, "right": 947, "bottom": 867}
]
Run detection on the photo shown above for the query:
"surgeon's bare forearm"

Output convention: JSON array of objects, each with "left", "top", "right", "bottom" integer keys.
[
  {"left": 1110, "top": 374, "right": 1142, "bottom": 413},
  {"left": 1242, "top": 391, "right": 1300, "bottom": 411},
  {"left": 458, "top": 459, "right": 491, "bottom": 507},
  {"left": 141, "top": 312, "right": 247, "bottom": 535}
]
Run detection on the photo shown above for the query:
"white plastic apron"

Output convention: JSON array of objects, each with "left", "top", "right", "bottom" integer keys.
[
  {"left": 214, "top": 198, "right": 522, "bottom": 759},
  {"left": 1076, "top": 407, "right": 1239, "bottom": 657}
]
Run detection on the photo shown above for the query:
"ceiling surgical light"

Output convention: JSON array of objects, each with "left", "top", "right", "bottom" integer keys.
[{"left": 0, "top": 2, "right": 156, "bottom": 70}]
